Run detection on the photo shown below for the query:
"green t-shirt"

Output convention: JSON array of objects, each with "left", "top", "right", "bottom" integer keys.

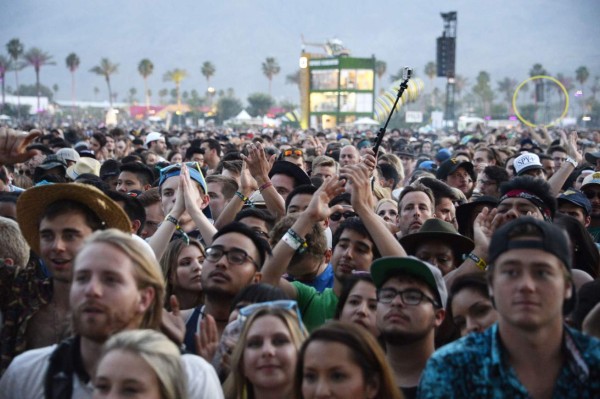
[{"left": 293, "top": 281, "right": 339, "bottom": 332}]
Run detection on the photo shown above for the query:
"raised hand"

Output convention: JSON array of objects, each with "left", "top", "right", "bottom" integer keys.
[
  {"left": 241, "top": 143, "right": 271, "bottom": 185},
  {"left": 341, "top": 162, "right": 376, "bottom": 212},
  {"left": 304, "top": 175, "right": 346, "bottom": 222},
  {"left": 0, "top": 127, "right": 42, "bottom": 165},
  {"left": 195, "top": 314, "right": 219, "bottom": 361},
  {"left": 160, "top": 295, "right": 186, "bottom": 346}
]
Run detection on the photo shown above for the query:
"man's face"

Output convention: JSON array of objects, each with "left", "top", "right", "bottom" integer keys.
[
  {"left": 376, "top": 276, "right": 444, "bottom": 345},
  {"left": 505, "top": 158, "right": 516, "bottom": 178},
  {"left": 551, "top": 151, "right": 567, "bottom": 172},
  {"left": 141, "top": 202, "right": 164, "bottom": 239},
  {"left": 160, "top": 176, "right": 208, "bottom": 224},
  {"left": 328, "top": 204, "right": 355, "bottom": 234},
  {"left": 70, "top": 242, "right": 154, "bottom": 342},
  {"left": 415, "top": 241, "right": 455, "bottom": 276},
  {"left": 150, "top": 139, "right": 167, "bottom": 156},
  {"left": 237, "top": 216, "right": 270, "bottom": 241},
  {"left": 200, "top": 232, "right": 261, "bottom": 298},
  {"left": 287, "top": 193, "right": 312, "bottom": 214},
  {"left": 496, "top": 197, "right": 544, "bottom": 225},
  {"left": 312, "top": 165, "right": 336, "bottom": 180},
  {"left": 557, "top": 202, "right": 590, "bottom": 227},
  {"left": 116, "top": 171, "right": 146, "bottom": 193},
  {"left": 473, "top": 150, "right": 493, "bottom": 168},
  {"left": 398, "top": 192, "right": 433, "bottom": 236},
  {"left": 339, "top": 146, "right": 359, "bottom": 166},
  {"left": 271, "top": 174, "right": 295, "bottom": 200},
  {"left": 478, "top": 173, "right": 500, "bottom": 197},
  {"left": 200, "top": 144, "right": 217, "bottom": 165},
  {"left": 207, "top": 182, "right": 229, "bottom": 221},
  {"left": 331, "top": 228, "right": 374, "bottom": 282},
  {"left": 434, "top": 197, "right": 456, "bottom": 224},
  {"left": 490, "top": 247, "right": 571, "bottom": 331},
  {"left": 399, "top": 156, "right": 416, "bottom": 175},
  {"left": 446, "top": 167, "right": 473, "bottom": 195},
  {"left": 39, "top": 212, "right": 94, "bottom": 283},
  {"left": 541, "top": 159, "right": 555, "bottom": 178},
  {"left": 190, "top": 153, "right": 204, "bottom": 164},
  {"left": 521, "top": 168, "right": 546, "bottom": 180},
  {"left": 582, "top": 185, "right": 600, "bottom": 218}
]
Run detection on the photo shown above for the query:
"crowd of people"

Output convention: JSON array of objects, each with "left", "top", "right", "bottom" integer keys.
[{"left": 0, "top": 121, "right": 599, "bottom": 398}]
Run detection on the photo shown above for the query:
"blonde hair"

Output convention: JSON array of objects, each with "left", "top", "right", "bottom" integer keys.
[
  {"left": 0, "top": 216, "right": 30, "bottom": 267},
  {"left": 223, "top": 307, "right": 308, "bottom": 399},
  {"left": 79, "top": 229, "right": 165, "bottom": 329},
  {"left": 98, "top": 329, "right": 187, "bottom": 399},
  {"left": 375, "top": 198, "right": 398, "bottom": 214}
]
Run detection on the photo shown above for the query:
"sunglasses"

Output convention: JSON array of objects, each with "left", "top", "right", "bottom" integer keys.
[
  {"left": 238, "top": 300, "right": 305, "bottom": 330},
  {"left": 330, "top": 211, "right": 358, "bottom": 221},
  {"left": 280, "top": 149, "right": 303, "bottom": 158}
]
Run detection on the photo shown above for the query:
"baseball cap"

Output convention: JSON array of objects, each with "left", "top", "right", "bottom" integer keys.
[
  {"left": 371, "top": 256, "right": 448, "bottom": 308},
  {"left": 488, "top": 217, "right": 575, "bottom": 314},
  {"left": 158, "top": 162, "right": 207, "bottom": 193},
  {"left": 581, "top": 171, "right": 600, "bottom": 189},
  {"left": 56, "top": 148, "right": 81, "bottom": 163},
  {"left": 435, "top": 148, "right": 452, "bottom": 163},
  {"left": 557, "top": 189, "right": 592, "bottom": 216},
  {"left": 36, "top": 154, "right": 68, "bottom": 171},
  {"left": 145, "top": 131, "right": 164, "bottom": 147},
  {"left": 584, "top": 151, "right": 600, "bottom": 164},
  {"left": 513, "top": 152, "right": 543, "bottom": 175},
  {"left": 436, "top": 158, "right": 475, "bottom": 181}
]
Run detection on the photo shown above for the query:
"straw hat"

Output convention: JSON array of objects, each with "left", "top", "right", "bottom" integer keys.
[{"left": 17, "top": 183, "right": 131, "bottom": 254}]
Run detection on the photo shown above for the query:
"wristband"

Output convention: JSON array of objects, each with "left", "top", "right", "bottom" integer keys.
[
  {"left": 259, "top": 181, "right": 273, "bottom": 192},
  {"left": 282, "top": 232, "right": 302, "bottom": 250},
  {"left": 235, "top": 191, "right": 249, "bottom": 203},
  {"left": 283, "top": 228, "right": 308, "bottom": 254},
  {"left": 165, "top": 215, "right": 179, "bottom": 226},
  {"left": 468, "top": 253, "right": 487, "bottom": 271},
  {"left": 565, "top": 156, "right": 578, "bottom": 168}
]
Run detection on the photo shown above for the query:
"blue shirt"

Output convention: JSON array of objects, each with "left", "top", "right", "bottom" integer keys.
[
  {"left": 285, "top": 263, "right": 334, "bottom": 293},
  {"left": 418, "top": 323, "right": 600, "bottom": 399}
]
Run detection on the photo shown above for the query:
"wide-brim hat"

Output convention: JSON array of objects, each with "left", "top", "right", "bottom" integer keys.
[
  {"left": 66, "top": 158, "right": 101, "bottom": 180},
  {"left": 17, "top": 183, "right": 131, "bottom": 255},
  {"left": 371, "top": 256, "right": 448, "bottom": 308},
  {"left": 268, "top": 161, "right": 311, "bottom": 186},
  {"left": 400, "top": 218, "right": 474, "bottom": 257},
  {"left": 456, "top": 196, "right": 498, "bottom": 235}
]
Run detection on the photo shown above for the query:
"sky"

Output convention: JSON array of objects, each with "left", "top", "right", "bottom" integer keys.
[{"left": 2, "top": 0, "right": 599, "bottom": 107}]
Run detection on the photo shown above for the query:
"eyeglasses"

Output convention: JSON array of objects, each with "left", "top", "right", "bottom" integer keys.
[
  {"left": 583, "top": 190, "right": 600, "bottom": 200},
  {"left": 238, "top": 300, "right": 305, "bottom": 330},
  {"left": 377, "top": 288, "right": 439, "bottom": 307},
  {"left": 280, "top": 149, "right": 303, "bottom": 158},
  {"left": 205, "top": 245, "right": 259, "bottom": 268},
  {"left": 250, "top": 228, "right": 270, "bottom": 240},
  {"left": 330, "top": 211, "right": 358, "bottom": 221}
]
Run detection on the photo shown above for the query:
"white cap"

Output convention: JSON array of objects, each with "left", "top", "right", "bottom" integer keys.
[
  {"left": 514, "top": 152, "right": 542, "bottom": 175},
  {"left": 145, "top": 131, "right": 164, "bottom": 147}
]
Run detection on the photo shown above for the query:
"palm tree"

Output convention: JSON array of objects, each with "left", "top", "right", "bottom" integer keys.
[
  {"left": 0, "top": 55, "right": 10, "bottom": 110},
  {"left": 424, "top": 61, "right": 437, "bottom": 106},
  {"left": 576, "top": 66, "right": 590, "bottom": 88},
  {"left": 497, "top": 77, "right": 517, "bottom": 113},
  {"left": 556, "top": 73, "right": 574, "bottom": 101},
  {"left": 262, "top": 57, "right": 280, "bottom": 96},
  {"left": 158, "top": 88, "right": 168, "bottom": 105},
  {"left": 23, "top": 47, "right": 56, "bottom": 112},
  {"left": 138, "top": 58, "right": 154, "bottom": 112},
  {"left": 375, "top": 60, "right": 387, "bottom": 93},
  {"left": 454, "top": 75, "right": 468, "bottom": 99},
  {"left": 90, "top": 58, "right": 119, "bottom": 107},
  {"left": 163, "top": 68, "right": 188, "bottom": 112},
  {"left": 201, "top": 61, "right": 216, "bottom": 91},
  {"left": 6, "top": 38, "right": 24, "bottom": 119},
  {"left": 65, "top": 52, "right": 80, "bottom": 109}
]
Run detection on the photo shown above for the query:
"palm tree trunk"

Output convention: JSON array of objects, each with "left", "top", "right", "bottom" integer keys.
[
  {"left": 71, "top": 71, "right": 76, "bottom": 113},
  {"left": 106, "top": 76, "right": 113, "bottom": 108},
  {"left": 14, "top": 70, "right": 20, "bottom": 121},
  {"left": 35, "top": 68, "right": 40, "bottom": 114},
  {"left": 144, "top": 77, "right": 149, "bottom": 113},
  {"left": 268, "top": 78, "right": 272, "bottom": 97},
  {"left": 1, "top": 78, "right": 5, "bottom": 111}
]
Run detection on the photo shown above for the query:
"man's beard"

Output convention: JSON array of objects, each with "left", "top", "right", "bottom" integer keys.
[
  {"left": 380, "top": 324, "right": 432, "bottom": 346},
  {"left": 72, "top": 304, "right": 139, "bottom": 343}
]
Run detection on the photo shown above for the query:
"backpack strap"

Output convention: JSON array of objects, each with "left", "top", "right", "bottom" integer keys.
[{"left": 44, "top": 336, "right": 79, "bottom": 399}]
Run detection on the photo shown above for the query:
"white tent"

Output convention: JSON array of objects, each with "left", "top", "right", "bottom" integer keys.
[{"left": 353, "top": 117, "right": 380, "bottom": 126}]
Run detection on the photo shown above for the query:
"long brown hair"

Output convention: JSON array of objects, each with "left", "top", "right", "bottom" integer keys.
[
  {"left": 159, "top": 238, "right": 205, "bottom": 310},
  {"left": 294, "top": 321, "right": 404, "bottom": 399}
]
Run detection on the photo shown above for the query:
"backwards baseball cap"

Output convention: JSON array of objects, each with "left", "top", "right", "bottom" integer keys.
[
  {"left": 581, "top": 171, "right": 600, "bottom": 189},
  {"left": 371, "top": 256, "right": 448, "bottom": 308},
  {"left": 436, "top": 158, "right": 475, "bottom": 181},
  {"left": 435, "top": 148, "right": 452, "bottom": 163},
  {"left": 158, "top": 162, "right": 207, "bottom": 193},
  {"left": 557, "top": 189, "right": 592, "bottom": 216},
  {"left": 488, "top": 217, "right": 575, "bottom": 313},
  {"left": 514, "top": 152, "right": 543, "bottom": 176}
]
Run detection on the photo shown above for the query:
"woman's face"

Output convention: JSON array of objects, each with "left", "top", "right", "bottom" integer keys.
[
  {"left": 170, "top": 152, "right": 183, "bottom": 164},
  {"left": 339, "top": 281, "right": 379, "bottom": 337},
  {"left": 116, "top": 140, "right": 128, "bottom": 156},
  {"left": 105, "top": 136, "right": 115, "bottom": 151},
  {"left": 243, "top": 315, "right": 298, "bottom": 393},
  {"left": 376, "top": 202, "right": 398, "bottom": 224},
  {"left": 93, "top": 349, "right": 161, "bottom": 399},
  {"left": 90, "top": 138, "right": 101, "bottom": 152},
  {"left": 173, "top": 245, "right": 204, "bottom": 293},
  {"left": 146, "top": 153, "right": 158, "bottom": 166},
  {"left": 302, "top": 340, "right": 377, "bottom": 399},
  {"left": 451, "top": 287, "right": 498, "bottom": 336}
]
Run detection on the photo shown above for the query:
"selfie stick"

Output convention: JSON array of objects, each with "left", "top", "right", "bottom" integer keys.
[{"left": 372, "top": 67, "right": 412, "bottom": 156}]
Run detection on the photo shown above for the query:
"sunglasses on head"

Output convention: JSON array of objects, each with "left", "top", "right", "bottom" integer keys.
[
  {"left": 238, "top": 300, "right": 305, "bottom": 330},
  {"left": 329, "top": 211, "right": 358, "bottom": 221},
  {"left": 159, "top": 161, "right": 202, "bottom": 176}
]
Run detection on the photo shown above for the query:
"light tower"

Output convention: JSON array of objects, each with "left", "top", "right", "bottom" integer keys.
[{"left": 437, "top": 12, "right": 457, "bottom": 126}]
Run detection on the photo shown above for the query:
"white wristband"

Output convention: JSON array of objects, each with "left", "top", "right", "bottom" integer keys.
[{"left": 282, "top": 232, "right": 301, "bottom": 250}]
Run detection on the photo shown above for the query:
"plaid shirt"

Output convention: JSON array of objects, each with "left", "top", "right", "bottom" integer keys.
[
  {"left": 418, "top": 323, "right": 600, "bottom": 399},
  {"left": 0, "top": 259, "right": 52, "bottom": 376}
]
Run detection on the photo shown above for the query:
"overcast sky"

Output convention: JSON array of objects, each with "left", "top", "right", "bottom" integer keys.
[{"left": 2, "top": 0, "right": 599, "bottom": 106}]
